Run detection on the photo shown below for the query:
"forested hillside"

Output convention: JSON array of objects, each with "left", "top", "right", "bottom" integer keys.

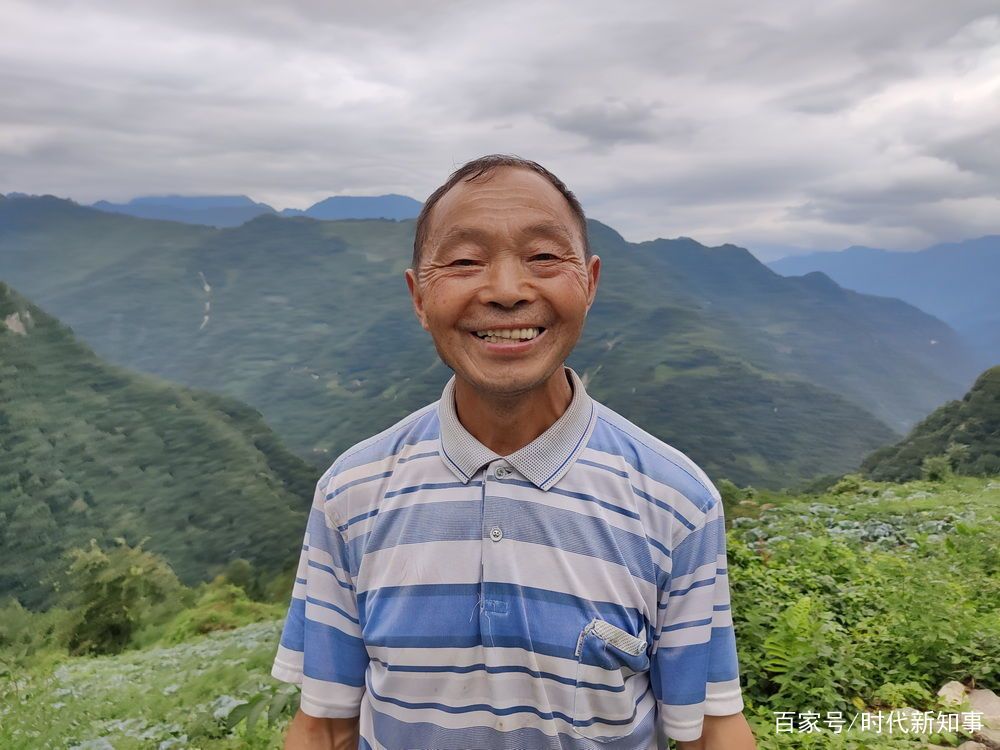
[
  {"left": 0, "top": 281, "right": 316, "bottom": 609},
  {"left": 861, "top": 365, "right": 1000, "bottom": 482}
]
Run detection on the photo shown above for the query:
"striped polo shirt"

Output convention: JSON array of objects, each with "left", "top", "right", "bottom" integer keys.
[{"left": 271, "top": 365, "right": 744, "bottom": 748}]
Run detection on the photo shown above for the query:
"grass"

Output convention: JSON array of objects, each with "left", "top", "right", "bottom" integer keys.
[{"left": 0, "top": 621, "right": 290, "bottom": 749}]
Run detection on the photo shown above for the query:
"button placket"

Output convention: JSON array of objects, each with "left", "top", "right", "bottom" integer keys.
[{"left": 480, "top": 461, "right": 509, "bottom": 644}]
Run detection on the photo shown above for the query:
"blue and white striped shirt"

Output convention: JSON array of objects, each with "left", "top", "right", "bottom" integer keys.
[{"left": 271, "top": 365, "right": 744, "bottom": 748}]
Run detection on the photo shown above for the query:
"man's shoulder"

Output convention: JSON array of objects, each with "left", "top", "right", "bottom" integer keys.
[
  {"left": 587, "top": 399, "right": 721, "bottom": 512},
  {"left": 318, "top": 398, "right": 441, "bottom": 489}
]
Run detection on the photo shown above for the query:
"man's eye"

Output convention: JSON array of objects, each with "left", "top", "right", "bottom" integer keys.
[
  {"left": 449, "top": 258, "right": 478, "bottom": 267},
  {"left": 531, "top": 252, "right": 558, "bottom": 261}
]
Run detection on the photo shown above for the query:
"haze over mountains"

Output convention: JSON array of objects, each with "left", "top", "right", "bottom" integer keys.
[
  {"left": 91, "top": 193, "right": 422, "bottom": 227},
  {"left": 1, "top": 192, "right": 987, "bottom": 491},
  {"left": 768, "top": 236, "right": 1000, "bottom": 371}
]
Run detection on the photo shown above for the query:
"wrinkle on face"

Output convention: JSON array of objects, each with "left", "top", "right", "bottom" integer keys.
[
  {"left": 405, "top": 166, "right": 599, "bottom": 397},
  {"left": 417, "top": 189, "right": 590, "bottom": 303}
]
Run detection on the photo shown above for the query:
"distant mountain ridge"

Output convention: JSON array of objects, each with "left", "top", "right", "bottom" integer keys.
[
  {"left": 278, "top": 193, "right": 421, "bottom": 221},
  {"left": 767, "top": 236, "right": 1000, "bottom": 369},
  {"left": 92, "top": 194, "right": 275, "bottom": 228},
  {"left": 86, "top": 192, "right": 422, "bottom": 227}
]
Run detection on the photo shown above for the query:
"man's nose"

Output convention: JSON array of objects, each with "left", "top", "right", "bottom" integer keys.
[{"left": 480, "top": 256, "right": 535, "bottom": 308}]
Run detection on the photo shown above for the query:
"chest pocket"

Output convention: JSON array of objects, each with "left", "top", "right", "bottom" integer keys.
[{"left": 571, "top": 618, "right": 650, "bottom": 742}]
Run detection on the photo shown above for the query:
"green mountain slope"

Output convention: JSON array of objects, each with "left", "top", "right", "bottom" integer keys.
[
  {"left": 580, "top": 226, "right": 977, "bottom": 434},
  {"left": 861, "top": 365, "right": 1000, "bottom": 482},
  {"left": 0, "top": 195, "right": 976, "bottom": 488},
  {"left": 0, "top": 281, "right": 316, "bottom": 609}
]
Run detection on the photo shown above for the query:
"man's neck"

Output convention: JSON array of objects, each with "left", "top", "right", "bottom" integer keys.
[{"left": 453, "top": 367, "right": 573, "bottom": 456}]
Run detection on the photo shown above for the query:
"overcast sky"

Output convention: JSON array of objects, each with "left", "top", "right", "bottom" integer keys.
[{"left": 2, "top": 1, "right": 998, "bottom": 259}]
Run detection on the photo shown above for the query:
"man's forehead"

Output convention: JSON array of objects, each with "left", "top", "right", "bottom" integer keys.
[
  {"left": 435, "top": 219, "right": 575, "bottom": 250},
  {"left": 428, "top": 168, "right": 581, "bottom": 247}
]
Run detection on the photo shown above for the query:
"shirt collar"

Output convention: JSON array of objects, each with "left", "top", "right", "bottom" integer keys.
[{"left": 437, "top": 365, "right": 597, "bottom": 491}]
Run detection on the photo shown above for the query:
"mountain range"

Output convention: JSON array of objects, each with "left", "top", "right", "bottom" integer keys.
[
  {"left": 1, "top": 193, "right": 986, "bottom": 489},
  {"left": 0, "top": 279, "right": 315, "bottom": 609},
  {"left": 767, "top": 236, "right": 1000, "bottom": 370},
  {"left": 90, "top": 193, "right": 422, "bottom": 227}
]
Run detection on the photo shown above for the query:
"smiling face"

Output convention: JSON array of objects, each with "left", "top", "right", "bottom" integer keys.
[{"left": 405, "top": 166, "right": 601, "bottom": 398}]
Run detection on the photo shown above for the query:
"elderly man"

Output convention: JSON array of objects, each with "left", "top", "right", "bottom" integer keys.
[{"left": 272, "top": 154, "right": 756, "bottom": 750}]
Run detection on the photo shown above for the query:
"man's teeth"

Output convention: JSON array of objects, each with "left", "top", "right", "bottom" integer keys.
[{"left": 475, "top": 327, "right": 541, "bottom": 343}]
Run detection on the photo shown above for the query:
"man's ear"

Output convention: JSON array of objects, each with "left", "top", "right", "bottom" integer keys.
[
  {"left": 585, "top": 254, "right": 601, "bottom": 311},
  {"left": 404, "top": 267, "right": 430, "bottom": 331}
]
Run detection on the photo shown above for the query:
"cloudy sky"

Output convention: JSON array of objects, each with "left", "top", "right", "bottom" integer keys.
[{"left": 2, "top": 1, "right": 999, "bottom": 259}]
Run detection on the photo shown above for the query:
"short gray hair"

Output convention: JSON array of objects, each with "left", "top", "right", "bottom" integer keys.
[{"left": 412, "top": 153, "right": 590, "bottom": 269}]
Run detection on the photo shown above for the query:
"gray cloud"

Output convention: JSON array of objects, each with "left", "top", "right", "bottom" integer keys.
[
  {"left": 1, "top": 0, "right": 998, "bottom": 255},
  {"left": 932, "top": 124, "right": 1000, "bottom": 177},
  {"left": 540, "top": 98, "right": 684, "bottom": 149}
]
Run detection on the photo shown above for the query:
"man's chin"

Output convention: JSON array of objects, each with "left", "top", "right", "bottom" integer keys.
[{"left": 454, "top": 358, "right": 561, "bottom": 396}]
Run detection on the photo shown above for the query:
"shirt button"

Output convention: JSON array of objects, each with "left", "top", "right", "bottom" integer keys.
[
  {"left": 489, "top": 526, "right": 503, "bottom": 542},
  {"left": 495, "top": 466, "right": 509, "bottom": 478}
]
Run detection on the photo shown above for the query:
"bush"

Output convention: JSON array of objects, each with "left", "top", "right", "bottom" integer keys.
[
  {"left": 944, "top": 441, "right": 970, "bottom": 470},
  {"left": 717, "top": 478, "right": 742, "bottom": 505},
  {"left": 60, "top": 537, "right": 183, "bottom": 656},
  {"left": 0, "top": 597, "right": 69, "bottom": 689},
  {"left": 920, "top": 455, "right": 952, "bottom": 482},
  {"left": 219, "top": 557, "right": 275, "bottom": 601},
  {"left": 718, "top": 477, "right": 758, "bottom": 506},
  {"left": 829, "top": 473, "right": 863, "bottom": 495},
  {"left": 163, "top": 580, "right": 282, "bottom": 644},
  {"left": 221, "top": 558, "right": 255, "bottom": 595}
]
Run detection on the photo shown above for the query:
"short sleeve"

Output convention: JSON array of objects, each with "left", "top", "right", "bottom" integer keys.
[
  {"left": 649, "top": 489, "right": 745, "bottom": 742},
  {"left": 271, "top": 470, "right": 369, "bottom": 717}
]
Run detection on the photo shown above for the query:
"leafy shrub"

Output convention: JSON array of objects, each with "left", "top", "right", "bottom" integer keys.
[
  {"left": 717, "top": 478, "right": 742, "bottom": 505},
  {"left": 944, "top": 441, "right": 970, "bottom": 470},
  {"left": 225, "top": 683, "right": 301, "bottom": 738},
  {"left": 60, "top": 536, "right": 183, "bottom": 655},
  {"left": 829, "top": 473, "right": 863, "bottom": 495},
  {"left": 921, "top": 455, "right": 952, "bottom": 481},
  {"left": 718, "top": 478, "right": 759, "bottom": 508},
  {"left": 871, "top": 681, "right": 931, "bottom": 708},
  {"left": 164, "top": 580, "right": 282, "bottom": 644},
  {"left": 0, "top": 596, "right": 61, "bottom": 658},
  {"left": 221, "top": 558, "right": 256, "bottom": 596},
  {"left": 760, "top": 595, "right": 851, "bottom": 710}
]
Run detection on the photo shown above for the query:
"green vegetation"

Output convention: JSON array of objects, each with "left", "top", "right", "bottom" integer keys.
[
  {"left": 2, "top": 196, "right": 982, "bottom": 488},
  {"left": 1, "top": 475, "right": 995, "bottom": 748},
  {"left": 862, "top": 365, "right": 1000, "bottom": 482},
  {"left": 0, "top": 614, "right": 293, "bottom": 748},
  {"left": 729, "top": 474, "right": 999, "bottom": 747},
  {"left": 0, "top": 537, "right": 292, "bottom": 749},
  {"left": 0, "top": 281, "right": 316, "bottom": 608},
  {"left": 161, "top": 582, "right": 281, "bottom": 645},
  {"left": 62, "top": 537, "right": 184, "bottom": 656}
]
